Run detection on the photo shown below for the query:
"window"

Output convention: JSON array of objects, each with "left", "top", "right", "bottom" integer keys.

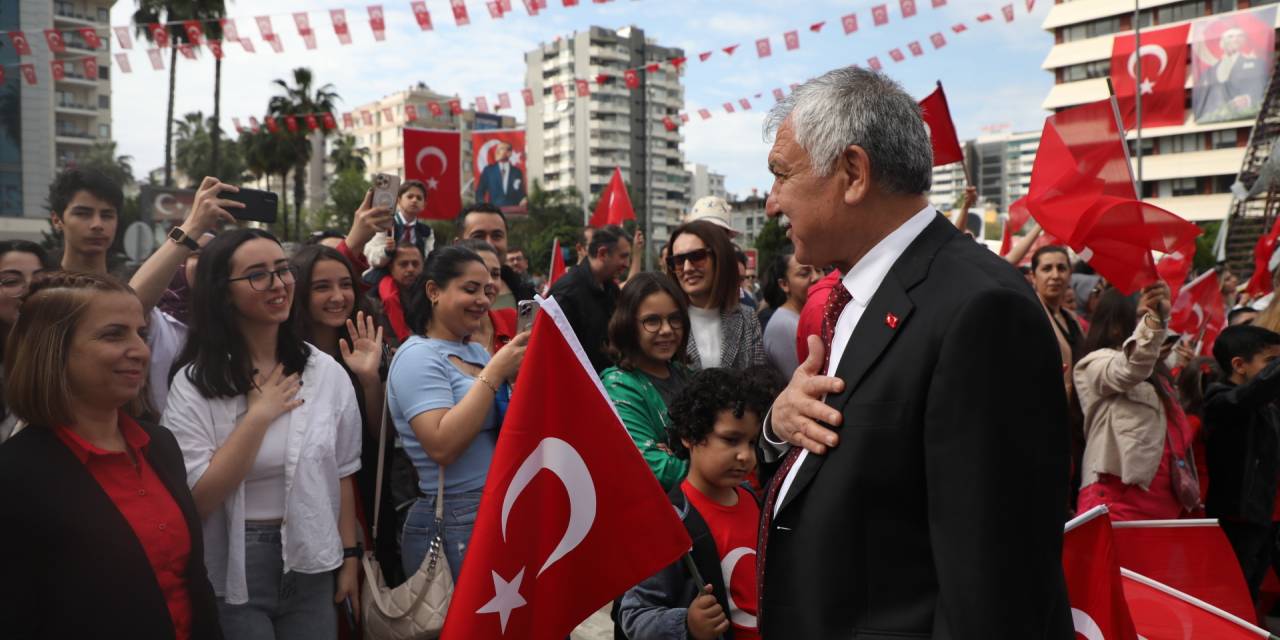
[
  {"left": 1062, "top": 60, "right": 1111, "bottom": 82},
  {"left": 1171, "top": 178, "right": 1198, "bottom": 196},
  {"left": 1213, "top": 0, "right": 1237, "bottom": 12},
  {"left": 1212, "top": 129, "right": 1239, "bottom": 149},
  {"left": 98, "top": 95, "right": 109, "bottom": 109},
  {"left": 1163, "top": 133, "right": 1205, "bottom": 154},
  {"left": 1128, "top": 139, "right": 1155, "bottom": 156},
  {"left": 99, "top": 65, "right": 108, "bottom": 80},
  {"left": 97, "top": 124, "right": 110, "bottom": 139},
  {"left": 97, "top": 8, "right": 110, "bottom": 23},
  {"left": 1157, "top": 2, "right": 1204, "bottom": 23}
]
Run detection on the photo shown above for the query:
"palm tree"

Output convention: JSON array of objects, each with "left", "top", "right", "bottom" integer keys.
[
  {"left": 269, "top": 68, "right": 339, "bottom": 241},
  {"left": 239, "top": 128, "right": 296, "bottom": 237},
  {"left": 77, "top": 141, "right": 136, "bottom": 187},
  {"left": 328, "top": 134, "right": 369, "bottom": 175},
  {"left": 173, "top": 111, "right": 246, "bottom": 185}
]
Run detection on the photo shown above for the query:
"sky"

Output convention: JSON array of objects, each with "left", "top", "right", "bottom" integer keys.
[{"left": 108, "top": 0, "right": 1056, "bottom": 197}]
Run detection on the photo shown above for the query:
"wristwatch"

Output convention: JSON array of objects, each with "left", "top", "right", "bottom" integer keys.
[
  {"left": 342, "top": 543, "right": 363, "bottom": 559},
  {"left": 168, "top": 227, "right": 200, "bottom": 251}
]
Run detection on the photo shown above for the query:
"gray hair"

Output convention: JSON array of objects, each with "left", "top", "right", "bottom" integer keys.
[{"left": 764, "top": 66, "right": 933, "bottom": 195}]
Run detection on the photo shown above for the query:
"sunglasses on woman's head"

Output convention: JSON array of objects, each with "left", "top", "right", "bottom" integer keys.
[{"left": 666, "top": 248, "right": 712, "bottom": 272}]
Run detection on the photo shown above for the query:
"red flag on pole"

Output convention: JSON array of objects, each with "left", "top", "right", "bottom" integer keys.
[
  {"left": 265, "top": 116, "right": 280, "bottom": 133},
  {"left": 114, "top": 53, "right": 132, "bottom": 73},
  {"left": 545, "top": 238, "right": 567, "bottom": 294},
  {"left": 1110, "top": 24, "right": 1190, "bottom": 129},
  {"left": 177, "top": 44, "right": 196, "bottom": 60},
  {"left": 403, "top": 128, "right": 462, "bottom": 220},
  {"left": 284, "top": 116, "right": 299, "bottom": 133},
  {"left": 44, "top": 29, "right": 66, "bottom": 53},
  {"left": 872, "top": 4, "right": 890, "bottom": 25},
  {"left": 1121, "top": 569, "right": 1272, "bottom": 638},
  {"left": 1168, "top": 270, "right": 1227, "bottom": 355},
  {"left": 1061, "top": 507, "right": 1139, "bottom": 640},
  {"left": 77, "top": 27, "right": 101, "bottom": 50},
  {"left": 368, "top": 5, "right": 387, "bottom": 41},
  {"left": 1112, "top": 520, "right": 1254, "bottom": 622},
  {"left": 439, "top": 296, "right": 691, "bottom": 640},
  {"left": 662, "top": 116, "right": 677, "bottom": 131},
  {"left": 1024, "top": 98, "right": 1201, "bottom": 294},
  {"left": 919, "top": 82, "right": 964, "bottom": 167},
  {"left": 589, "top": 168, "right": 636, "bottom": 227},
  {"left": 330, "top": 9, "right": 352, "bottom": 44}
]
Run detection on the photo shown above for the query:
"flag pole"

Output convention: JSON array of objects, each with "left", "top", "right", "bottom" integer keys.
[{"left": 1133, "top": 0, "right": 1144, "bottom": 200}]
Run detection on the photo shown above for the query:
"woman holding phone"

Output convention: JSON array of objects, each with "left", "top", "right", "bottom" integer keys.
[
  {"left": 163, "top": 229, "right": 363, "bottom": 640},
  {"left": 387, "top": 246, "right": 528, "bottom": 582},
  {"left": 456, "top": 239, "right": 518, "bottom": 354}
]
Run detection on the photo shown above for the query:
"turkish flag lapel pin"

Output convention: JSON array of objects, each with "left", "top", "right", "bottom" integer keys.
[{"left": 885, "top": 312, "right": 899, "bottom": 329}]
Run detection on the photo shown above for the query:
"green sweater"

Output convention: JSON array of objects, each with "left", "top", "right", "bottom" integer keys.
[{"left": 602, "top": 365, "right": 689, "bottom": 491}]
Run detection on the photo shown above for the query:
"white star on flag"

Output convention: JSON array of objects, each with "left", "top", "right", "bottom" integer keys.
[
  {"left": 1139, "top": 78, "right": 1155, "bottom": 95},
  {"left": 427, "top": 177, "right": 440, "bottom": 190},
  {"left": 510, "top": 150, "right": 523, "bottom": 165},
  {"left": 476, "top": 568, "right": 527, "bottom": 633}
]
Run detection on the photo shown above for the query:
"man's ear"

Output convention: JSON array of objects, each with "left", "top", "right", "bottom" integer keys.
[
  {"left": 840, "top": 144, "right": 872, "bottom": 206},
  {"left": 49, "top": 212, "right": 63, "bottom": 233}
]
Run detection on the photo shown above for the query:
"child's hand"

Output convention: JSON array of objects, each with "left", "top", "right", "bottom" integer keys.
[{"left": 686, "top": 584, "right": 728, "bottom": 640}]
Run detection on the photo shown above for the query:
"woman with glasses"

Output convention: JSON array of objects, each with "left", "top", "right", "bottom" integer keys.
[
  {"left": 666, "top": 220, "right": 766, "bottom": 371},
  {"left": 603, "top": 273, "right": 694, "bottom": 491},
  {"left": 388, "top": 245, "right": 528, "bottom": 583},
  {"left": 0, "top": 240, "right": 54, "bottom": 443},
  {"left": 163, "top": 229, "right": 363, "bottom": 640}
]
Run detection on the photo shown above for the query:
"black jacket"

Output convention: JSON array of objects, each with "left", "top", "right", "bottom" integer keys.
[
  {"left": 0, "top": 421, "right": 223, "bottom": 640},
  {"left": 501, "top": 264, "right": 536, "bottom": 305},
  {"left": 547, "top": 261, "right": 619, "bottom": 372},
  {"left": 1204, "top": 358, "right": 1280, "bottom": 525},
  {"left": 761, "top": 214, "right": 1073, "bottom": 639}
]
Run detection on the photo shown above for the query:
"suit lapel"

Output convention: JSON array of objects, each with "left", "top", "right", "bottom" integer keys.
[
  {"left": 720, "top": 308, "right": 741, "bottom": 369},
  {"left": 775, "top": 214, "right": 955, "bottom": 516}
]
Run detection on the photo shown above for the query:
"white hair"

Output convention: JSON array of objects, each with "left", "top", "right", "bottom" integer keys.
[{"left": 764, "top": 66, "right": 933, "bottom": 194}]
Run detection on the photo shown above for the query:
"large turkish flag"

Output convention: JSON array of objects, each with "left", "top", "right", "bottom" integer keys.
[
  {"left": 1111, "top": 24, "right": 1191, "bottom": 129},
  {"left": 1122, "top": 569, "right": 1271, "bottom": 638},
  {"left": 404, "top": 128, "right": 462, "bottom": 221},
  {"left": 1061, "top": 507, "right": 1138, "bottom": 640},
  {"left": 1112, "top": 519, "right": 1253, "bottom": 622},
  {"left": 441, "top": 296, "right": 691, "bottom": 639},
  {"left": 919, "top": 81, "right": 964, "bottom": 167}
]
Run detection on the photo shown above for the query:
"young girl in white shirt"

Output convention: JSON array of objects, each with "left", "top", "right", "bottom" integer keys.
[{"left": 164, "top": 228, "right": 362, "bottom": 640}]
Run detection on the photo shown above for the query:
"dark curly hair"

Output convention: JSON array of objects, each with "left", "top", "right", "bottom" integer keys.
[{"left": 666, "top": 366, "right": 783, "bottom": 459}]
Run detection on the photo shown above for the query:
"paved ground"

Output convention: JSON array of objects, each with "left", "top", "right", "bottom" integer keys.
[{"left": 570, "top": 605, "right": 613, "bottom": 640}]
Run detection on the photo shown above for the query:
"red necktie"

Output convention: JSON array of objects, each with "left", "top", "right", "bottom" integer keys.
[{"left": 757, "top": 282, "right": 852, "bottom": 623}]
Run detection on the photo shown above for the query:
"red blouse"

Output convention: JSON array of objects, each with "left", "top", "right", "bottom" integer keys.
[{"left": 55, "top": 414, "right": 194, "bottom": 640}]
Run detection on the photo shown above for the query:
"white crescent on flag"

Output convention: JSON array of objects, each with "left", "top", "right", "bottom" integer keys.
[
  {"left": 1127, "top": 44, "right": 1169, "bottom": 80},
  {"left": 415, "top": 146, "right": 448, "bottom": 176},
  {"left": 720, "top": 547, "right": 758, "bottom": 628},
  {"left": 500, "top": 436, "right": 597, "bottom": 577}
]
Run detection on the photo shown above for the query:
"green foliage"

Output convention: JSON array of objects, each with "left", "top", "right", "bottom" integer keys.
[
  {"left": 172, "top": 111, "right": 247, "bottom": 186},
  {"left": 1195, "top": 220, "right": 1222, "bottom": 273},
  {"left": 76, "top": 141, "right": 135, "bottom": 187},
  {"left": 323, "top": 169, "right": 371, "bottom": 233},
  {"left": 329, "top": 134, "right": 369, "bottom": 175},
  {"left": 269, "top": 67, "right": 339, "bottom": 242},
  {"left": 753, "top": 216, "right": 789, "bottom": 278},
  {"left": 510, "top": 181, "right": 586, "bottom": 274}
]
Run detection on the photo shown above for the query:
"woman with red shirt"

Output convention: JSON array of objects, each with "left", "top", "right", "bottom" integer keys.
[{"left": 0, "top": 272, "right": 222, "bottom": 639}]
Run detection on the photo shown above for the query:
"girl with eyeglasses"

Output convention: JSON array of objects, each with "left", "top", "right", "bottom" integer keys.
[
  {"left": 602, "top": 272, "right": 694, "bottom": 491},
  {"left": 0, "top": 240, "right": 54, "bottom": 443},
  {"left": 666, "top": 220, "right": 766, "bottom": 371},
  {"left": 163, "top": 229, "right": 363, "bottom": 640}
]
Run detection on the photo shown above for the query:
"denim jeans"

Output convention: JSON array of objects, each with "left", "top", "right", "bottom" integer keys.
[
  {"left": 216, "top": 523, "right": 337, "bottom": 640},
  {"left": 400, "top": 491, "right": 483, "bottom": 584}
]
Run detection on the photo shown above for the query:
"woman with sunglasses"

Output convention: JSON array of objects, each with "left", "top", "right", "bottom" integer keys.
[
  {"left": 163, "top": 229, "right": 363, "bottom": 639},
  {"left": 603, "top": 273, "right": 694, "bottom": 491},
  {"left": 0, "top": 240, "right": 54, "bottom": 443},
  {"left": 666, "top": 220, "right": 765, "bottom": 371}
]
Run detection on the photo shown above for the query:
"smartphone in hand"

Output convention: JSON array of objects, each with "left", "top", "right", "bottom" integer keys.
[
  {"left": 372, "top": 173, "right": 400, "bottom": 214},
  {"left": 221, "top": 188, "right": 279, "bottom": 224},
  {"left": 517, "top": 299, "right": 540, "bottom": 334}
]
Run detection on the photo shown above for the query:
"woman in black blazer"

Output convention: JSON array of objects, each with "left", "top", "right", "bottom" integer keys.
[{"left": 0, "top": 272, "right": 222, "bottom": 640}]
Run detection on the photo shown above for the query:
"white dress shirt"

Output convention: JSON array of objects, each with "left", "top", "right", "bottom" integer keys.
[{"left": 773, "top": 205, "right": 937, "bottom": 515}]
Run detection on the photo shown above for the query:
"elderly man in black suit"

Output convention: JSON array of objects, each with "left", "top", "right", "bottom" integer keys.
[{"left": 757, "top": 65, "right": 1074, "bottom": 639}]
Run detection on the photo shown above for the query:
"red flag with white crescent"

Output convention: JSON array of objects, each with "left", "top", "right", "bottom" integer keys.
[
  {"left": 78, "top": 27, "right": 101, "bottom": 50},
  {"left": 440, "top": 296, "right": 690, "bottom": 640},
  {"left": 1122, "top": 569, "right": 1271, "bottom": 638},
  {"left": 44, "top": 29, "right": 66, "bottom": 54},
  {"left": 182, "top": 20, "right": 204, "bottom": 45},
  {"left": 450, "top": 0, "right": 471, "bottom": 26},
  {"left": 1110, "top": 24, "right": 1190, "bottom": 129},
  {"left": 82, "top": 56, "right": 98, "bottom": 80},
  {"left": 1112, "top": 519, "right": 1254, "bottom": 621},
  {"left": 1169, "top": 270, "right": 1226, "bottom": 355},
  {"left": 368, "top": 5, "right": 387, "bottom": 41},
  {"left": 330, "top": 9, "right": 352, "bottom": 44},
  {"left": 412, "top": 1, "right": 434, "bottom": 30},
  {"left": 50, "top": 60, "right": 65, "bottom": 82},
  {"left": 1061, "top": 508, "right": 1139, "bottom": 640},
  {"left": 404, "top": 128, "right": 462, "bottom": 221},
  {"left": 1156, "top": 244, "right": 1194, "bottom": 299}
]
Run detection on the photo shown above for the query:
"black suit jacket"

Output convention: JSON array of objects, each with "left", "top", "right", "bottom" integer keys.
[
  {"left": 0, "top": 421, "right": 223, "bottom": 640},
  {"left": 761, "top": 215, "right": 1073, "bottom": 639}
]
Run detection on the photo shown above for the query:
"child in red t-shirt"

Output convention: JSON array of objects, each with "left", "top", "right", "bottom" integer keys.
[{"left": 617, "top": 367, "right": 779, "bottom": 640}]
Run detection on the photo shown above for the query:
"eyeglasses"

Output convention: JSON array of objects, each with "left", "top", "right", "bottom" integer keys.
[
  {"left": 228, "top": 266, "right": 297, "bottom": 291},
  {"left": 640, "top": 313, "right": 685, "bottom": 333},
  {"left": 666, "top": 248, "right": 712, "bottom": 272}
]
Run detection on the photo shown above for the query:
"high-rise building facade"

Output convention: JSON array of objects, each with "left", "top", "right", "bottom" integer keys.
[
  {"left": 1040, "top": 0, "right": 1273, "bottom": 222},
  {"left": 686, "top": 162, "right": 726, "bottom": 203},
  {"left": 525, "top": 26, "right": 688, "bottom": 243},
  {"left": 1, "top": 0, "right": 115, "bottom": 239}
]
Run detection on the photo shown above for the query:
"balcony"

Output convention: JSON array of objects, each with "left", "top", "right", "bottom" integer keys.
[
  {"left": 53, "top": 6, "right": 100, "bottom": 27},
  {"left": 55, "top": 131, "right": 96, "bottom": 145},
  {"left": 55, "top": 101, "right": 98, "bottom": 117},
  {"left": 56, "top": 71, "right": 98, "bottom": 87}
]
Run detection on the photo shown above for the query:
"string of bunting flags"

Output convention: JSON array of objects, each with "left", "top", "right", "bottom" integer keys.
[
  {"left": 1, "top": 0, "right": 1036, "bottom": 99},
  {"left": 212, "top": 0, "right": 1034, "bottom": 137}
]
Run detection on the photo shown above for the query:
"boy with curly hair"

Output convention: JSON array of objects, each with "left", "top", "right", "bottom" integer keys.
[{"left": 618, "top": 367, "right": 780, "bottom": 640}]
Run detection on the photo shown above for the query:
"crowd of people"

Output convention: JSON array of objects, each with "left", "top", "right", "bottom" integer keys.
[{"left": 3, "top": 63, "right": 1280, "bottom": 639}]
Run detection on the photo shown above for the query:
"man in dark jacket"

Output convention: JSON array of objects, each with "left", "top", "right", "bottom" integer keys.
[
  {"left": 1205, "top": 324, "right": 1280, "bottom": 598},
  {"left": 455, "top": 203, "right": 535, "bottom": 309},
  {"left": 548, "top": 225, "right": 631, "bottom": 372}
]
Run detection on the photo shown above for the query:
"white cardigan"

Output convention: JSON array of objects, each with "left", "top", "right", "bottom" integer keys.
[{"left": 162, "top": 345, "right": 362, "bottom": 605}]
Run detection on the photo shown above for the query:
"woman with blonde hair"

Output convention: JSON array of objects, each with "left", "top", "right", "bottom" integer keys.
[{"left": 0, "top": 272, "right": 222, "bottom": 639}]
